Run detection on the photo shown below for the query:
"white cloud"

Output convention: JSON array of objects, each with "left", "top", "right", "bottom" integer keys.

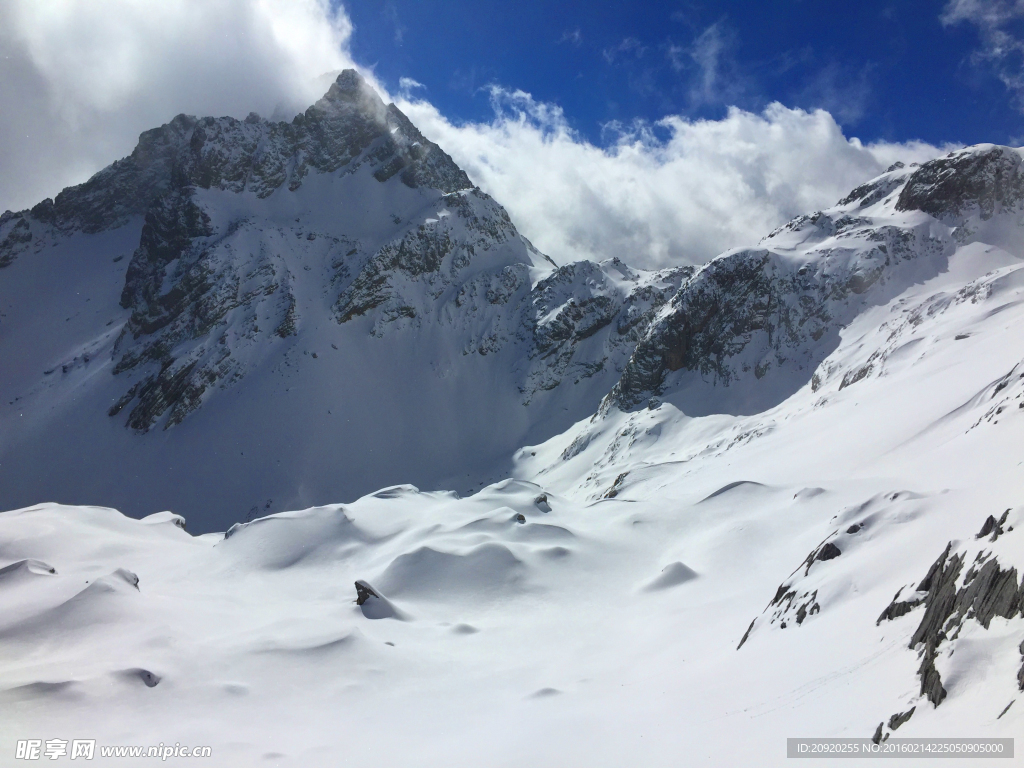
[
  {"left": 399, "top": 89, "right": 950, "bottom": 268},
  {"left": 942, "top": 0, "right": 1024, "bottom": 108},
  {"left": 0, "top": 0, "right": 360, "bottom": 212},
  {"left": 398, "top": 77, "right": 426, "bottom": 99}
]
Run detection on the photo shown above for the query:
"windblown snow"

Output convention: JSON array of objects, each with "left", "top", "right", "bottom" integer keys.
[{"left": 2, "top": 72, "right": 1023, "bottom": 766}]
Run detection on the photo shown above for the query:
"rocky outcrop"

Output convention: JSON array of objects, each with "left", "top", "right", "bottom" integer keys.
[
  {"left": 334, "top": 187, "right": 523, "bottom": 327},
  {"left": 54, "top": 66, "right": 691, "bottom": 431},
  {"left": 896, "top": 145, "right": 1024, "bottom": 223},
  {"left": 877, "top": 518, "right": 1024, "bottom": 707},
  {"left": 355, "top": 580, "right": 382, "bottom": 605},
  {"left": 0, "top": 213, "right": 34, "bottom": 268},
  {"left": 522, "top": 259, "right": 690, "bottom": 400}
]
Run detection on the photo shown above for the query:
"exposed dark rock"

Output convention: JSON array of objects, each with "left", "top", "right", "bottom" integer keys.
[
  {"left": 872, "top": 722, "right": 884, "bottom": 745},
  {"left": 896, "top": 146, "right": 1024, "bottom": 222},
  {"left": 535, "top": 494, "right": 551, "bottom": 513},
  {"left": 839, "top": 364, "right": 873, "bottom": 390},
  {"left": 1018, "top": 639, "right": 1024, "bottom": 691},
  {"left": 795, "top": 591, "right": 819, "bottom": 624},
  {"left": 955, "top": 558, "right": 1019, "bottom": 629},
  {"left": 837, "top": 167, "right": 907, "bottom": 209},
  {"left": 24, "top": 70, "right": 471, "bottom": 239},
  {"left": 800, "top": 539, "right": 843, "bottom": 576},
  {"left": 354, "top": 579, "right": 403, "bottom": 620},
  {"left": 606, "top": 217, "right": 945, "bottom": 412},
  {"left": 919, "top": 641, "right": 946, "bottom": 706},
  {"left": 603, "top": 472, "right": 628, "bottom": 499},
  {"left": 136, "top": 669, "right": 161, "bottom": 688},
  {"left": 737, "top": 619, "right": 756, "bottom": 650},
  {"left": 0, "top": 216, "right": 33, "bottom": 268},
  {"left": 354, "top": 580, "right": 381, "bottom": 606},
  {"left": 113, "top": 568, "right": 141, "bottom": 590},
  {"left": 977, "top": 515, "right": 998, "bottom": 539},
  {"left": 976, "top": 509, "right": 1010, "bottom": 541},
  {"left": 816, "top": 542, "right": 842, "bottom": 562},
  {"left": 906, "top": 544, "right": 963, "bottom": 649},
  {"left": 876, "top": 588, "right": 924, "bottom": 624},
  {"left": 879, "top": 530, "right": 1024, "bottom": 709},
  {"left": 887, "top": 707, "right": 915, "bottom": 731},
  {"left": 520, "top": 259, "right": 689, "bottom": 399}
]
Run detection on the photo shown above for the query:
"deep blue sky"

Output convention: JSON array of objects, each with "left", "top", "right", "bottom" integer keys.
[{"left": 342, "top": 0, "right": 1023, "bottom": 147}]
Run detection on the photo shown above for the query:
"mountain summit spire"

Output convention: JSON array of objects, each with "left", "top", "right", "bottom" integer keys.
[{"left": 311, "top": 69, "right": 389, "bottom": 125}]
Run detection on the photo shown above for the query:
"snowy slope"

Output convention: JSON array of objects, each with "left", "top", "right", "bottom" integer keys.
[
  {"left": 2, "top": 144, "right": 1023, "bottom": 766},
  {"left": 0, "top": 71, "right": 686, "bottom": 531}
]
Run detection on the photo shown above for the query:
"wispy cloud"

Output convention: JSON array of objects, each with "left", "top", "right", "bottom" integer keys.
[
  {"left": 603, "top": 37, "right": 647, "bottom": 64},
  {"left": 398, "top": 76, "right": 425, "bottom": 99},
  {"left": 942, "top": 0, "right": 1024, "bottom": 109},
  {"left": 559, "top": 28, "right": 583, "bottom": 47},
  {"left": 383, "top": 1, "right": 406, "bottom": 46},
  {"left": 674, "top": 21, "right": 749, "bottom": 108},
  {"left": 688, "top": 22, "right": 731, "bottom": 103},
  {"left": 795, "top": 62, "right": 874, "bottom": 125}
]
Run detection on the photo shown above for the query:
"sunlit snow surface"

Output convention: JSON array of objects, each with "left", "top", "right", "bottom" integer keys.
[{"left": 3, "top": 230, "right": 1024, "bottom": 765}]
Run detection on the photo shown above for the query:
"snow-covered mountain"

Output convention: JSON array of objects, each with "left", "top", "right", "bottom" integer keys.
[
  {"left": 2, "top": 74, "right": 1024, "bottom": 766},
  {"left": 0, "top": 70, "right": 687, "bottom": 530}
]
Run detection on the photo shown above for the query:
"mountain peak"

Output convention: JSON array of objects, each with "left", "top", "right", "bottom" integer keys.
[
  {"left": 311, "top": 68, "right": 388, "bottom": 124},
  {"left": 331, "top": 68, "right": 369, "bottom": 95}
]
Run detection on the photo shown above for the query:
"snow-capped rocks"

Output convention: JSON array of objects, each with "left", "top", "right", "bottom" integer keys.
[
  {"left": 0, "top": 213, "right": 33, "bottom": 268},
  {"left": 607, "top": 185, "right": 956, "bottom": 413},
  {"left": 895, "top": 145, "right": 1024, "bottom": 223},
  {"left": 92, "top": 72, "right": 490, "bottom": 431},
  {"left": 19, "top": 70, "right": 471, "bottom": 241},
  {"left": 877, "top": 516, "right": 1024, "bottom": 707},
  {"left": 522, "top": 258, "right": 689, "bottom": 400},
  {"left": 606, "top": 146, "right": 1024, "bottom": 417},
  {"left": 354, "top": 580, "right": 403, "bottom": 620}
]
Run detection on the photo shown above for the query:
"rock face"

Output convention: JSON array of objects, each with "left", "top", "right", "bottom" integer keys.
[
  {"left": 3, "top": 70, "right": 686, "bottom": 435},
  {"left": 895, "top": 145, "right": 1024, "bottom": 222}
]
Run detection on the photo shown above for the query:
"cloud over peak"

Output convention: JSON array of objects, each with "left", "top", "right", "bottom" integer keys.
[
  {"left": 0, "top": 0, "right": 950, "bottom": 271},
  {"left": 399, "top": 89, "right": 948, "bottom": 268},
  {"left": 0, "top": 0, "right": 358, "bottom": 212}
]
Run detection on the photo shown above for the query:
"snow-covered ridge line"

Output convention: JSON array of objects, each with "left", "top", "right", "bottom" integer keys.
[
  {"left": 604, "top": 145, "right": 1024, "bottom": 416},
  {"left": 1, "top": 69, "right": 470, "bottom": 240}
]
